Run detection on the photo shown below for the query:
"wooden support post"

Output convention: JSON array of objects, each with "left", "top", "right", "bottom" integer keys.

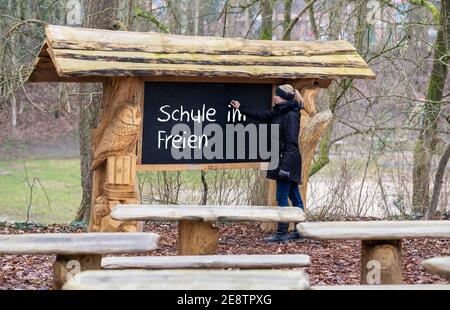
[
  {"left": 294, "top": 84, "right": 333, "bottom": 208},
  {"left": 177, "top": 220, "right": 219, "bottom": 255},
  {"left": 261, "top": 179, "right": 278, "bottom": 233},
  {"left": 53, "top": 254, "right": 102, "bottom": 290},
  {"left": 89, "top": 77, "right": 144, "bottom": 233},
  {"left": 361, "top": 240, "right": 402, "bottom": 285}
]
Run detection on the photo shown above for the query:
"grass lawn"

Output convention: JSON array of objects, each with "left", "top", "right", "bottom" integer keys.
[
  {"left": 0, "top": 158, "right": 255, "bottom": 223},
  {"left": 0, "top": 159, "right": 81, "bottom": 224}
]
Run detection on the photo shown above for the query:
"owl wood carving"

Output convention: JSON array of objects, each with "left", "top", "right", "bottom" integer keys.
[{"left": 91, "top": 104, "right": 141, "bottom": 170}]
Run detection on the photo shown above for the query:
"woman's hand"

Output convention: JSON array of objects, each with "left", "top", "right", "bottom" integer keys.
[{"left": 230, "top": 100, "right": 240, "bottom": 109}]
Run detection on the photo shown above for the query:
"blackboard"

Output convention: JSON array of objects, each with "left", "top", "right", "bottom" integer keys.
[{"left": 140, "top": 82, "right": 273, "bottom": 166}]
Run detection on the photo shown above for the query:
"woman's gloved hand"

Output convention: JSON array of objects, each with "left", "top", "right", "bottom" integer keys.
[{"left": 278, "top": 169, "right": 290, "bottom": 180}]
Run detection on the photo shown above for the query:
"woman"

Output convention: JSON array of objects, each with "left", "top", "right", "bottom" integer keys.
[{"left": 230, "top": 84, "right": 304, "bottom": 242}]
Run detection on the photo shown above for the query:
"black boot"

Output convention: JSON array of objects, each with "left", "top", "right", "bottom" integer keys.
[
  {"left": 264, "top": 222, "right": 289, "bottom": 243},
  {"left": 286, "top": 222, "right": 303, "bottom": 241}
]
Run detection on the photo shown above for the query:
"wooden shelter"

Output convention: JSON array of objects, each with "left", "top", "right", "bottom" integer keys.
[
  {"left": 29, "top": 25, "right": 374, "bottom": 82},
  {"left": 28, "top": 25, "right": 375, "bottom": 233}
]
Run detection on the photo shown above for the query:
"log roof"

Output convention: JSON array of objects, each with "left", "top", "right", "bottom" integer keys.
[{"left": 28, "top": 25, "right": 376, "bottom": 83}]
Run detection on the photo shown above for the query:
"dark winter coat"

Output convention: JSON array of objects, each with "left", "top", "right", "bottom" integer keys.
[{"left": 240, "top": 100, "right": 303, "bottom": 184}]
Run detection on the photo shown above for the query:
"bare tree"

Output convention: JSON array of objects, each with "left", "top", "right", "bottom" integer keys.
[
  {"left": 412, "top": 0, "right": 450, "bottom": 215},
  {"left": 76, "top": 0, "right": 123, "bottom": 222},
  {"left": 259, "top": 0, "right": 273, "bottom": 39},
  {"left": 426, "top": 143, "right": 450, "bottom": 219}
]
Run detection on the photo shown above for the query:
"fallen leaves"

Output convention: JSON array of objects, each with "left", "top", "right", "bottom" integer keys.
[{"left": 0, "top": 220, "right": 449, "bottom": 289}]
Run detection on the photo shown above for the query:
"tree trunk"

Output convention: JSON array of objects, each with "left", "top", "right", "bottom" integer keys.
[
  {"left": 426, "top": 143, "right": 450, "bottom": 219},
  {"left": 75, "top": 0, "right": 122, "bottom": 222},
  {"left": 412, "top": 0, "right": 450, "bottom": 215},
  {"left": 259, "top": 0, "right": 273, "bottom": 40},
  {"left": 283, "top": 0, "right": 292, "bottom": 40},
  {"left": 354, "top": 0, "right": 369, "bottom": 55},
  {"left": 10, "top": 94, "right": 17, "bottom": 127},
  {"left": 307, "top": 0, "right": 319, "bottom": 39},
  {"left": 193, "top": 0, "right": 199, "bottom": 36},
  {"left": 200, "top": 171, "right": 208, "bottom": 205}
]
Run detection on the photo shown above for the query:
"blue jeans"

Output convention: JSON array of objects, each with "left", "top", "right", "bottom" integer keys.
[
  {"left": 276, "top": 180, "right": 304, "bottom": 209},
  {"left": 274, "top": 180, "right": 304, "bottom": 234}
]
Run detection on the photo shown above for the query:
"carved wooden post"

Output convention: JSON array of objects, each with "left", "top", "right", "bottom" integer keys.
[
  {"left": 261, "top": 180, "right": 277, "bottom": 233},
  {"left": 294, "top": 82, "right": 333, "bottom": 208},
  {"left": 89, "top": 77, "right": 143, "bottom": 233},
  {"left": 299, "top": 111, "right": 333, "bottom": 205},
  {"left": 361, "top": 240, "right": 402, "bottom": 284}
]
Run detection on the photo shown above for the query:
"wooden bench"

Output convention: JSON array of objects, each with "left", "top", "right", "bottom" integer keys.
[
  {"left": 296, "top": 221, "right": 450, "bottom": 285},
  {"left": 102, "top": 254, "right": 311, "bottom": 270},
  {"left": 312, "top": 284, "right": 450, "bottom": 290},
  {"left": 63, "top": 269, "right": 310, "bottom": 290},
  {"left": 0, "top": 233, "right": 159, "bottom": 289},
  {"left": 111, "top": 204, "right": 306, "bottom": 255},
  {"left": 422, "top": 256, "right": 450, "bottom": 280}
]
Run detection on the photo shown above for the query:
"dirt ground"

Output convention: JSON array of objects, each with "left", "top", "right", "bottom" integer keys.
[{"left": 0, "top": 221, "right": 449, "bottom": 290}]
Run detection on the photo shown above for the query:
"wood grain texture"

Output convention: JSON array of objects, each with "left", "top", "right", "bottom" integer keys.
[
  {"left": 89, "top": 77, "right": 143, "bottom": 233},
  {"left": 51, "top": 49, "right": 368, "bottom": 68},
  {"left": 299, "top": 108, "right": 333, "bottom": 207},
  {"left": 101, "top": 254, "right": 311, "bottom": 270},
  {"left": 52, "top": 58, "right": 376, "bottom": 79},
  {"left": 111, "top": 205, "right": 307, "bottom": 222},
  {"left": 53, "top": 254, "right": 101, "bottom": 290},
  {"left": 177, "top": 220, "right": 219, "bottom": 255},
  {"left": 296, "top": 221, "right": 450, "bottom": 240},
  {"left": 422, "top": 256, "right": 450, "bottom": 280},
  {"left": 0, "top": 233, "right": 159, "bottom": 255},
  {"left": 63, "top": 269, "right": 310, "bottom": 290},
  {"left": 361, "top": 240, "right": 402, "bottom": 284},
  {"left": 46, "top": 25, "right": 355, "bottom": 56},
  {"left": 260, "top": 179, "right": 278, "bottom": 233},
  {"left": 28, "top": 25, "right": 375, "bottom": 82},
  {"left": 145, "top": 76, "right": 332, "bottom": 87},
  {"left": 136, "top": 162, "right": 269, "bottom": 171}
]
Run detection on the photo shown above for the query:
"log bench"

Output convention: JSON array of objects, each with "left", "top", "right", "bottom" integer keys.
[
  {"left": 102, "top": 254, "right": 311, "bottom": 270},
  {"left": 111, "top": 204, "right": 306, "bottom": 255},
  {"left": 0, "top": 233, "right": 159, "bottom": 289},
  {"left": 312, "top": 284, "right": 450, "bottom": 290},
  {"left": 422, "top": 256, "right": 450, "bottom": 280},
  {"left": 296, "top": 220, "right": 450, "bottom": 285},
  {"left": 63, "top": 269, "right": 310, "bottom": 290}
]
